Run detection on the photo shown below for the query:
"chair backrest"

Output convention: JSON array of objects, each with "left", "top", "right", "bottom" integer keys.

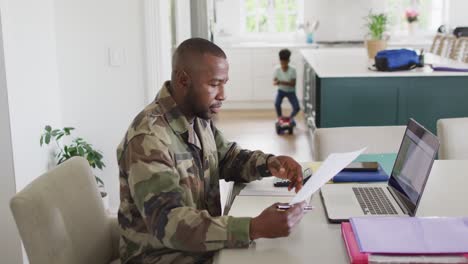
[
  {"left": 430, "top": 34, "right": 444, "bottom": 55},
  {"left": 10, "top": 157, "right": 115, "bottom": 264},
  {"left": 437, "top": 117, "right": 468, "bottom": 160},
  {"left": 449, "top": 37, "right": 468, "bottom": 62},
  {"left": 313, "top": 126, "right": 406, "bottom": 161},
  {"left": 438, "top": 35, "right": 457, "bottom": 58}
]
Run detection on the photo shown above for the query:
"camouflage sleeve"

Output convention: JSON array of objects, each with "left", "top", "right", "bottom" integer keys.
[
  {"left": 211, "top": 122, "right": 273, "bottom": 183},
  {"left": 121, "top": 134, "right": 252, "bottom": 251}
]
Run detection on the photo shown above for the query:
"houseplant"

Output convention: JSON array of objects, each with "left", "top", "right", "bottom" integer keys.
[
  {"left": 40, "top": 125, "right": 107, "bottom": 197},
  {"left": 364, "top": 11, "right": 389, "bottom": 59}
]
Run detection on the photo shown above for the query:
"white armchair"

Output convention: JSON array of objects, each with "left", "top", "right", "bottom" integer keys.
[
  {"left": 10, "top": 157, "right": 120, "bottom": 264},
  {"left": 437, "top": 117, "right": 468, "bottom": 159},
  {"left": 313, "top": 126, "right": 406, "bottom": 161}
]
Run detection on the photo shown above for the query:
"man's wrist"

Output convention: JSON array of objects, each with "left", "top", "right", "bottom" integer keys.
[
  {"left": 249, "top": 217, "right": 261, "bottom": 240},
  {"left": 264, "top": 155, "right": 275, "bottom": 176}
]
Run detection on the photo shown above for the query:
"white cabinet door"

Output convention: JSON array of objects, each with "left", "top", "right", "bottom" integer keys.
[
  {"left": 253, "top": 76, "right": 276, "bottom": 101},
  {"left": 252, "top": 49, "right": 278, "bottom": 101},
  {"left": 224, "top": 49, "right": 253, "bottom": 101},
  {"left": 252, "top": 49, "right": 279, "bottom": 78}
]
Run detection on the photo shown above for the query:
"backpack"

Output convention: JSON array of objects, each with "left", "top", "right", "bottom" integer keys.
[{"left": 374, "top": 49, "right": 421, "bottom": 71}]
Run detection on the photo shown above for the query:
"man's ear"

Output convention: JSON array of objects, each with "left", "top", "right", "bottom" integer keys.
[{"left": 175, "top": 70, "right": 190, "bottom": 91}]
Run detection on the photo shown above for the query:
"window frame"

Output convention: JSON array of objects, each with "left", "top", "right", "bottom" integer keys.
[
  {"left": 385, "top": 0, "right": 449, "bottom": 38},
  {"left": 240, "top": 0, "right": 304, "bottom": 38}
]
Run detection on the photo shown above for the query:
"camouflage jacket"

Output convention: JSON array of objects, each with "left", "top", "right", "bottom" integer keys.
[{"left": 117, "top": 81, "right": 272, "bottom": 264}]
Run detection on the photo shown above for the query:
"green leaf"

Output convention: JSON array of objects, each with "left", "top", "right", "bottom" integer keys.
[
  {"left": 78, "top": 147, "right": 85, "bottom": 156},
  {"left": 45, "top": 134, "right": 51, "bottom": 144},
  {"left": 68, "top": 147, "right": 77, "bottom": 156},
  {"left": 40, "top": 136, "right": 43, "bottom": 146},
  {"left": 56, "top": 133, "right": 64, "bottom": 141},
  {"left": 58, "top": 156, "right": 67, "bottom": 164},
  {"left": 63, "top": 127, "right": 74, "bottom": 135},
  {"left": 95, "top": 176, "right": 104, "bottom": 186},
  {"left": 45, "top": 125, "right": 52, "bottom": 132},
  {"left": 51, "top": 129, "right": 60, "bottom": 136}
]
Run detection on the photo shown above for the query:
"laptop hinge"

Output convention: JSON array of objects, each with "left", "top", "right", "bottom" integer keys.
[{"left": 387, "top": 186, "right": 410, "bottom": 215}]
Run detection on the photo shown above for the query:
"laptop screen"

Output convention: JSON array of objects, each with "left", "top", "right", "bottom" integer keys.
[{"left": 388, "top": 119, "right": 440, "bottom": 216}]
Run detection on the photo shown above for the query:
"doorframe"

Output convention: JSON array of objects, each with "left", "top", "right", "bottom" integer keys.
[
  {"left": 142, "top": 0, "right": 173, "bottom": 103},
  {"left": 0, "top": 12, "right": 24, "bottom": 264}
]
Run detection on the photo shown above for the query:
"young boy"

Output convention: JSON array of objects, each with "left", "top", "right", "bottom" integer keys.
[{"left": 273, "top": 49, "right": 299, "bottom": 124}]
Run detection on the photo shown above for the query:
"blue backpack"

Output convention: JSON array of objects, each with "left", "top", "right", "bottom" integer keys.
[{"left": 375, "top": 49, "right": 421, "bottom": 71}]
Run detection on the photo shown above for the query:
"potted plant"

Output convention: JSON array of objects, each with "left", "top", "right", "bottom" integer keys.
[
  {"left": 40, "top": 125, "right": 107, "bottom": 197},
  {"left": 364, "top": 11, "right": 388, "bottom": 59}
]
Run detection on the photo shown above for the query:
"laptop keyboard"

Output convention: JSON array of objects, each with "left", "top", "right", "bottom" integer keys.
[{"left": 352, "top": 187, "right": 398, "bottom": 215}]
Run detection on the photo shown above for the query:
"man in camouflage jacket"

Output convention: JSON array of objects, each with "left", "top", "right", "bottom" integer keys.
[{"left": 117, "top": 38, "right": 306, "bottom": 264}]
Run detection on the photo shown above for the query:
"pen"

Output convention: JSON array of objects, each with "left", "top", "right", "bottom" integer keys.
[{"left": 276, "top": 205, "right": 314, "bottom": 211}]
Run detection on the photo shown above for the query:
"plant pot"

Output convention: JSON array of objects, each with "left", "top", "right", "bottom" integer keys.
[{"left": 365, "top": 39, "right": 387, "bottom": 59}]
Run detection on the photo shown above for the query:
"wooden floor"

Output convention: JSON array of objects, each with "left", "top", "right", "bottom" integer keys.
[{"left": 214, "top": 109, "right": 314, "bottom": 162}]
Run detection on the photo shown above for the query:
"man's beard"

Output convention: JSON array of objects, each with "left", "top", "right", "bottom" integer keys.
[
  {"left": 194, "top": 107, "right": 212, "bottom": 120},
  {"left": 186, "top": 87, "right": 211, "bottom": 120}
]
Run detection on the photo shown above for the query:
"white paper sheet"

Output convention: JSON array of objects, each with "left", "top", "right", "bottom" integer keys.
[
  {"left": 290, "top": 148, "right": 366, "bottom": 204},
  {"left": 219, "top": 180, "right": 234, "bottom": 215}
]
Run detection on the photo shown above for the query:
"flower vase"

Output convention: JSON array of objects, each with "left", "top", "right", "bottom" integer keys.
[{"left": 408, "top": 22, "right": 416, "bottom": 36}]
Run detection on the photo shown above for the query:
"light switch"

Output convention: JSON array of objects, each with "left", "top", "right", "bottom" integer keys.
[{"left": 108, "top": 48, "right": 126, "bottom": 67}]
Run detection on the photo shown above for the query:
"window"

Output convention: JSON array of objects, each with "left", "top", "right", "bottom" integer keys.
[
  {"left": 242, "top": 0, "right": 303, "bottom": 34},
  {"left": 386, "top": 0, "right": 447, "bottom": 35}
]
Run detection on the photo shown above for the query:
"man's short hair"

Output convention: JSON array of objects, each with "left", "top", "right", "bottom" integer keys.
[
  {"left": 172, "top": 38, "right": 226, "bottom": 70},
  {"left": 279, "top": 49, "right": 291, "bottom": 61}
]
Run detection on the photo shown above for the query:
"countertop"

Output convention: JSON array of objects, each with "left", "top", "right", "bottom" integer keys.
[
  {"left": 219, "top": 41, "right": 320, "bottom": 49},
  {"left": 300, "top": 48, "right": 468, "bottom": 78}
]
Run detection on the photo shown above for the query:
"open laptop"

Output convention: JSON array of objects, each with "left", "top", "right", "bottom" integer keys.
[{"left": 320, "top": 119, "right": 440, "bottom": 223}]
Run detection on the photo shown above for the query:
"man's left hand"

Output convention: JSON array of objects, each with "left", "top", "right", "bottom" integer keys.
[{"left": 267, "top": 156, "right": 303, "bottom": 192}]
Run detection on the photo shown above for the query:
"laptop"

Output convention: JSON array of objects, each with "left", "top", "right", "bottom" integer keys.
[{"left": 320, "top": 118, "right": 440, "bottom": 223}]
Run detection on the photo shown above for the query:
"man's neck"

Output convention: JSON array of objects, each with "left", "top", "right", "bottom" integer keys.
[{"left": 168, "top": 83, "right": 196, "bottom": 123}]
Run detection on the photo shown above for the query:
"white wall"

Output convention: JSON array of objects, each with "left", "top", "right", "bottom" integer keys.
[
  {"left": 304, "top": 0, "right": 385, "bottom": 42},
  {"left": 1, "top": 0, "right": 63, "bottom": 262},
  {"left": 54, "top": 0, "right": 146, "bottom": 211},
  {"left": 0, "top": 14, "right": 23, "bottom": 264},
  {"left": 448, "top": 0, "right": 468, "bottom": 28},
  {"left": 0, "top": 0, "right": 63, "bottom": 192}
]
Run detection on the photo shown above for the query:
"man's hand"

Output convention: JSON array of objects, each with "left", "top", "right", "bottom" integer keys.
[
  {"left": 267, "top": 156, "right": 303, "bottom": 192},
  {"left": 250, "top": 202, "right": 307, "bottom": 240},
  {"left": 273, "top": 79, "right": 279, "bottom": 85}
]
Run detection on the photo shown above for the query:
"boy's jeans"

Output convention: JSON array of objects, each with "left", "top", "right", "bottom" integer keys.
[{"left": 275, "top": 90, "right": 300, "bottom": 118}]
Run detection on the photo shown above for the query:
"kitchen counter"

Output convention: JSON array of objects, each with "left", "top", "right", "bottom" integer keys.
[
  {"left": 300, "top": 48, "right": 468, "bottom": 78},
  {"left": 301, "top": 48, "right": 468, "bottom": 133},
  {"left": 219, "top": 42, "right": 319, "bottom": 49}
]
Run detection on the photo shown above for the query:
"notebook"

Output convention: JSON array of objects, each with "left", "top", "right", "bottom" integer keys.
[
  {"left": 321, "top": 119, "right": 440, "bottom": 222},
  {"left": 341, "top": 222, "right": 468, "bottom": 264},
  {"left": 332, "top": 165, "right": 389, "bottom": 182}
]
